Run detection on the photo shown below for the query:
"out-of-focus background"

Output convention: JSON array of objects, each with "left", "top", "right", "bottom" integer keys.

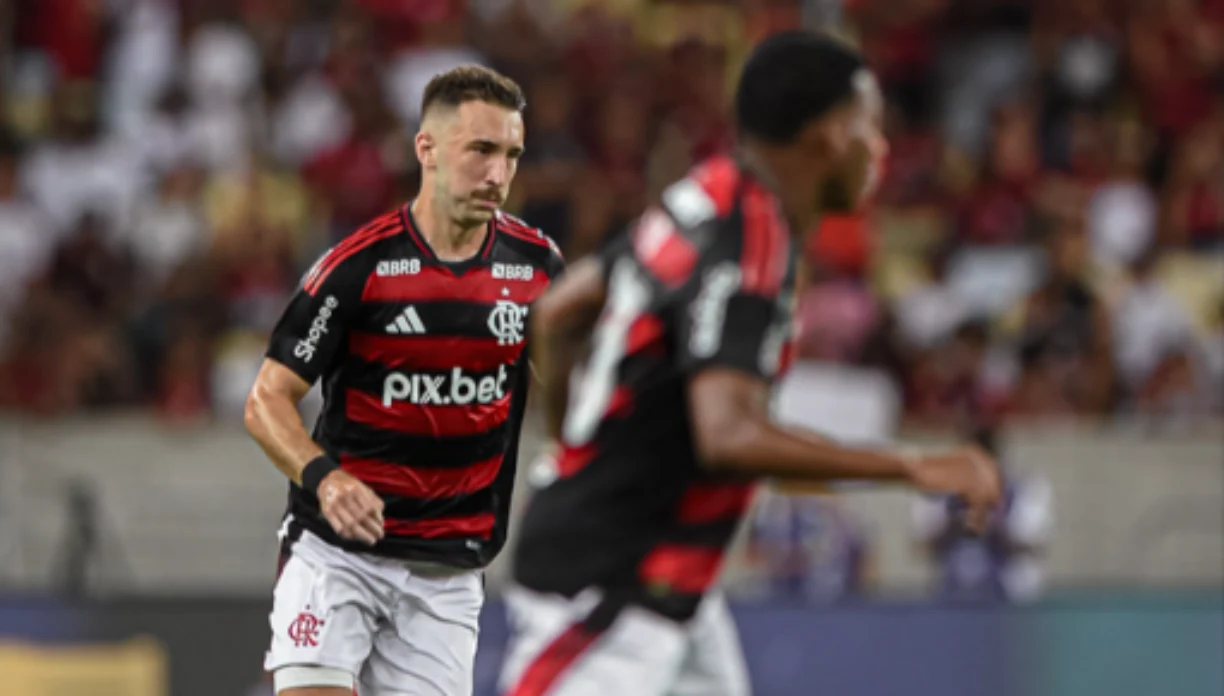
[{"left": 0, "top": 0, "right": 1220, "bottom": 695}]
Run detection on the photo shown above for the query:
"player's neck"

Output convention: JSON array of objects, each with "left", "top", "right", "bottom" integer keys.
[
  {"left": 410, "top": 195, "right": 488, "bottom": 262},
  {"left": 738, "top": 144, "right": 820, "bottom": 232}
]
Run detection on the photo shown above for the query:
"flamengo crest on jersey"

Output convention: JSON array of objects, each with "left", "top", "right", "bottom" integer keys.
[{"left": 488, "top": 301, "right": 528, "bottom": 346}]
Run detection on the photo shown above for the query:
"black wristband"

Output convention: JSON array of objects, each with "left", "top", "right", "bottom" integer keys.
[{"left": 301, "top": 455, "right": 341, "bottom": 496}]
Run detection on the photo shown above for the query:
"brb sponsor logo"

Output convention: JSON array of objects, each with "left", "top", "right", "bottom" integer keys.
[
  {"left": 383, "top": 365, "right": 509, "bottom": 407},
  {"left": 377, "top": 259, "right": 421, "bottom": 277},
  {"left": 492, "top": 262, "right": 533, "bottom": 281},
  {"left": 294, "top": 295, "right": 338, "bottom": 362}
]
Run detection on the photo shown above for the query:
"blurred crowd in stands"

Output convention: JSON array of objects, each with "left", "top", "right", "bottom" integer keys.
[{"left": 0, "top": 0, "right": 1221, "bottom": 426}]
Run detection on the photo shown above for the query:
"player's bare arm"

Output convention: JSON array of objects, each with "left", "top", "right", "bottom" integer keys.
[
  {"left": 688, "top": 368, "right": 1002, "bottom": 533},
  {"left": 245, "top": 359, "right": 385, "bottom": 546},
  {"left": 531, "top": 255, "right": 607, "bottom": 440}
]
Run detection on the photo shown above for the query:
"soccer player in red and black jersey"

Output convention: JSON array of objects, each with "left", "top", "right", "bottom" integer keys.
[
  {"left": 244, "top": 66, "right": 563, "bottom": 696},
  {"left": 498, "top": 33, "right": 1002, "bottom": 696}
]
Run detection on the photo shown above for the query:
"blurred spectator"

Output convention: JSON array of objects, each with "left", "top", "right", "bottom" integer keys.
[
  {"left": 513, "top": 75, "right": 586, "bottom": 254},
  {"left": 957, "top": 103, "right": 1041, "bottom": 244},
  {"left": 795, "top": 254, "right": 882, "bottom": 364},
  {"left": 1111, "top": 249, "right": 1198, "bottom": 401},
  {"left": 1034, "top": 0, "right": 1122, "bottom": 114},
  {"left": 1127, "top": 0, "right": 1221, "bottom": 140},
  {"left": 385, "top": 15, "right": 487, "bottom": 128},
  {"left": 205, "top": 150, "right": 314, "bottom": 259},
  {"left": 912, "top": 426, "right": 1052, "bottom": 604},
  {"left": 893, "top": 241, "right": 971, "bottom": 350},
  {"left": 2, "top": 212, "right": 139, "bottom": 415},
  {"left": 121, "top": 165, "right": 209, "bottom": 288},
  {"left": 1010, "top": 229, "right": 1115, "bottom": 416},
  {"left": 0, "top": 0, "right": 1219, "bottom": 428},
  {"left": 1087, "top": 117, "right": 1157, "bottom": 269},
  {"left": 0, "top": 132, "right": 54, "bottom": 344},
  {"left": 1160, "top": 114, "right": 1224, "bottom": 250},
  {"left": 906, "top": 320, "right": 995, "bottom": 427},
  {"left": 15, "top": 0, "right": 109, "bottom": 82},
  {"left": 1203, "top": 299, "right": 1224, "bottom": 407},
  {"left": 21, "top": 83, "right": 144, "bottom": 236},
  {"left": 749, "top": 486, "right": 873, "bottom": 603},
  {"left": 263, "top": 67, "right": 352, "bottom": 168},
  {"left": 303, "top": 89, "right": 406, "bottom": 240},
  {"left": 104, "top": 0, "right": 181, "bottom": 137}
]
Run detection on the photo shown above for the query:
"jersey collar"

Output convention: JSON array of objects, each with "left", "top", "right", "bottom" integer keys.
[{"left": 400, "top": 202, "right": 497, "bottom": 264}]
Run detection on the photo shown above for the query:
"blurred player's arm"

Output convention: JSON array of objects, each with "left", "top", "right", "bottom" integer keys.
[
  {"left": 678, "top": 257, "right": 1001, "bottom": 531},
  {"left": 531, "top": 229, "right": 626, "bottom": 440},
  {"left": 531, "top": 255, "right": 607, "bottom": 440},
  {"left": 244, "top": 247, "right": 385, "bottom": 545}
]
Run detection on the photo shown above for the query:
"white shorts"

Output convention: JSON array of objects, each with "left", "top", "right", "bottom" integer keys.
[
  {"left": 265, "top": 528, "right": 484, "bottom": 695},
  {"left": 498, "top": 585, "right": 751, "bottom": 696}
]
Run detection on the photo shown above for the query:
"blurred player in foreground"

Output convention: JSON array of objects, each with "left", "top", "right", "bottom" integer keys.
[
  {"left": 245, "top": 66, "right": 563, "bottom": 696},
  {"left": 498, "top": 32, "right": 1002, "bottom": 696}
]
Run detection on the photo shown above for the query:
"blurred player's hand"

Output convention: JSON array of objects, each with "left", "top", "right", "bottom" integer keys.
[
  {"left": 318, "top": 470, "right": 386, "bottom": 545},
  {"left": 905, "top": 447, "right": 1002, "bottom": 534}
]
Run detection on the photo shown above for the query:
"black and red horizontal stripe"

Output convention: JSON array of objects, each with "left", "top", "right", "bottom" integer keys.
[
  {"left": 349, "top": 332, "right": 520, "bottom": 372},
  {"left": 342, "top": 453, "right": 503, "bottom": 500},
  {"left": 675, "top": 482, "right": 755, "bottom": 524},
  {"left": 634, "top": 481, "right": 755, "bottom": 595},
  {"left": 385, "top": 513, "right": 495, "bottom": 539},
  {"left": 328, "top": 418, "right": 511, "bottom": 466},
  {"left": 638, "top": 544, "right": 726, "bottom": 595}
]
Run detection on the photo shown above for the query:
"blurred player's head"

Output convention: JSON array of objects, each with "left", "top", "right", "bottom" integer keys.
[
  {"left": 416, "top": 66, "right": 526, "bottom": 229},
  {"left": 735, "top": 32, "right": 886, "bottom": 217}
]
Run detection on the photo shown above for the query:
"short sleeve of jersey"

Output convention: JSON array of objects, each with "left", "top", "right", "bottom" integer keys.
[
  {"left": 673, "top": 221, "right": 791, "bottom": 382},
  {"left": 266, "top": 246, "right": 370, "bottom": 384},
  {"left": 541, "top": 232, "right": 566, "bottom": 281}
]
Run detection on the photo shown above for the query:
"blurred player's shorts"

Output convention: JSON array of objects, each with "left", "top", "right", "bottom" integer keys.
[{"left": 499, "top": 585, "right": 750, "bottom": 696}]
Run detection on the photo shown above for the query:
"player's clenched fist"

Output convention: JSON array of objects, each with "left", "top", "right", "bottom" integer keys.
[
  {"left": 318, "top": 469, "right": 386, "bottom": 546},
  {"left": 904, "top": 447, "right": 1002, "bottom": 534}
]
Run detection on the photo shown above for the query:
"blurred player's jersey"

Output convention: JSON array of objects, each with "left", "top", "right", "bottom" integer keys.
[
  {"left": 515, "top": 156, "right": 797, "bottom": 621},
  {"left": 266, "top": 206, "right": 563, "bottom": 568},
  {"left": 912, "top": 475, "right": 1053, "bottom": 602}
]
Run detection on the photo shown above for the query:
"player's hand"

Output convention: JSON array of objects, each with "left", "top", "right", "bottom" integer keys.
[
  {"left": 904, "top": 447, "right": 1002, "bottom": 534},
  {"left": 317, "top": 469, "right": 385, "bottom": 546}
]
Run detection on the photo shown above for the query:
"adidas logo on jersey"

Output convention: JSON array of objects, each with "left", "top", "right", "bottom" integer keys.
[{"left": 385, "top": 307, "right": 426, "bottom": 334}]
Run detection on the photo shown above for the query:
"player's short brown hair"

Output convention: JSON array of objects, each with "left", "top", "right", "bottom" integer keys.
[{"left": 420, "top": 65, "right": 526, "bottom": 119}]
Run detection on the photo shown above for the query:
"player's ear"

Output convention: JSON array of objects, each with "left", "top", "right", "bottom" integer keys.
[{"left": 415, "top": 131, "right": 437, "bottom": 170}]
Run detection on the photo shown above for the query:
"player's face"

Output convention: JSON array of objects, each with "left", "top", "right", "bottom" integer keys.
[
  {"left": 435, "top": 100, "right": 525, "bottom": 227},
  {"left": 819, "top": 71, "right": 887, "bottom": 213}
]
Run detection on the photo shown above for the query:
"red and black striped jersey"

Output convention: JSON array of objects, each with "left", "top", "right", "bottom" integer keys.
[
  {"left": 513, "top": 155, "right": 798, "bottom": 620},
  {"left": 266, "top": 205, "right": 563, "bottom": 568}
]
